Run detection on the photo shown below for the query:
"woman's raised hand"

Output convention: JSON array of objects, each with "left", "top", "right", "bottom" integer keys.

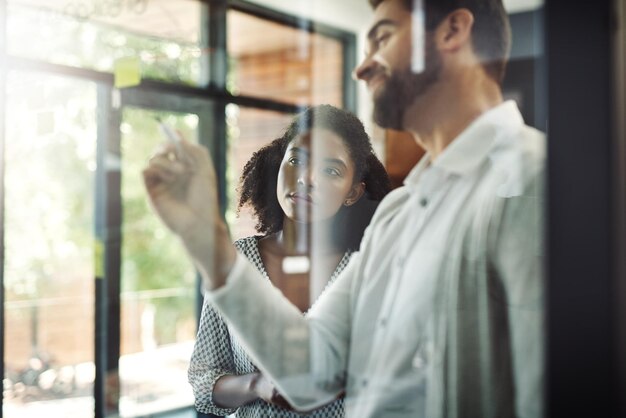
[
  {"left": 143, "top": 139, "right": 235, "bottom": 289},
  {"left": 143, "top": 140, "right": 216, "bottom": 236}
]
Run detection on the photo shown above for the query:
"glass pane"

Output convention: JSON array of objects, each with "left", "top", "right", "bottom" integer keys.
[
  {"left": 119, "top": 108, "right": 198, "bottom": 416},
  {"left": 8, "top": 0, "right": 207, "bottom": 85},
  {"left": 3, "top": 72, "right": 97, "bottom": 417},
  {"left": 227, "top": 9, "right": 344, "bottom": 107},
  {"left": 225, "top": 105, "right": 295, "bottom": 240}
]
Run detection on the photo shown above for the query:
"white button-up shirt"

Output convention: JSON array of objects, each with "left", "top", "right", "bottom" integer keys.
[{"left": 207, "top": 101, "right": 545, "bottom": 418}]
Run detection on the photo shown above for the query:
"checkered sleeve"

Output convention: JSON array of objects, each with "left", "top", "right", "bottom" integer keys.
[{"left": 188, "top": 296, "right": 238, "bottom": 416}]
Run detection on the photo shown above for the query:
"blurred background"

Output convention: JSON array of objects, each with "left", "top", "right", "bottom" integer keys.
[{"left": 0, "top": 0, "right": 624, "bottom": 417}]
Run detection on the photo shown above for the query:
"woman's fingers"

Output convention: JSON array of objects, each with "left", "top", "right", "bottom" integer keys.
[
  {"left": 148, "top": 153, "right": 187, "bottom": 177},
  {"left": 271, "top": 391, "right": 295, "bottom": 410},
  {"left": 143, "top": 162, "right": 179, "bottom": 192},
  {"left": 180, "top": 139, "right": 217, "bottom": 175},
  {"left": 154, "top": 137, "right": 216, "bottom": 179}
]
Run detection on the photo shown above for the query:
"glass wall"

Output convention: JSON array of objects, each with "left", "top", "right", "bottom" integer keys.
[
  {"left": 3, "top": 72, "right": 97, "bottom": 417},
  {"left": 1, "top": 1, "right": 355, "bottom": 417},
  {"left": 119, "top": 108, "right": 199, "bottom": 416},
  {"left": 2, "top": 0, "right": 622, "bottom": 416}
]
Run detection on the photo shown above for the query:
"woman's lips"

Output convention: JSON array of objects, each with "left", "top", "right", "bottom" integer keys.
[{"left": 288, "top": 192, "right": 314, "bottom": 204}]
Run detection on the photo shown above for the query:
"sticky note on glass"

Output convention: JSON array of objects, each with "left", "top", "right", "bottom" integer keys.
[{"left": 114, "top": 56, "right": 141, "bottom": 88}]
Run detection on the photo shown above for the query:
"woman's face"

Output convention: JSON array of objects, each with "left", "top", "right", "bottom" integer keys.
[{"left": 276, "top": 128, "right": 364, "bottom": 224}]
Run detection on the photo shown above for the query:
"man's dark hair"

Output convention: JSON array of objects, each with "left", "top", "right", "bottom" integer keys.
[
  {"left": 238, "top": 105, "right": 391, "bottom": 251},
  {"left": 369, "top": 0, "right": 511, "bottom": 83}
]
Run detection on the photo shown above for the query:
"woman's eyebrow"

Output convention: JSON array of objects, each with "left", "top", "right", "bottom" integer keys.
[
  {"left": 289, "top": 147, "right": 309, "bottom": 156},
  {"left": 290, "top": 148, "right": 347, "bottom": 168},
  {"left": 324, "top": 158, "right": 348, "bottom": 169}
]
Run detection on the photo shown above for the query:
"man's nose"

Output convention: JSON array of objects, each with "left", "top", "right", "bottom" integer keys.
[{"left": 353, "top": 54, "right": 377, "bottom": 82}]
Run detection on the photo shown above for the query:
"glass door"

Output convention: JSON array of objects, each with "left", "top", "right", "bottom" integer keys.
[{"left": 108, "top": 88, "right": 217, "bottom": 417}]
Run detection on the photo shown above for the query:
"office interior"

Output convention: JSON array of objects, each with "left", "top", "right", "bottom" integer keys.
[{"left": 0, "top": 0, "right": 624, "bottom": 417}]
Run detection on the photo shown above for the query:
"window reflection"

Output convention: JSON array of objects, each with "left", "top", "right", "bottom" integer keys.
[{"left": 3, "top": 72, "right": 97, "bottom": 417}]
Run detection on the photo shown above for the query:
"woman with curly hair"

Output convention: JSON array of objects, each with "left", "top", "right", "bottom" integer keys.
[{"left": 189, "top": 105, "right": 390, "bottom": 418}]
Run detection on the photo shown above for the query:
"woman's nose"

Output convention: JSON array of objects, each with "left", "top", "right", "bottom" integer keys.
[{"left": 296, "top": 166, "right": 316, "bottom": 189}]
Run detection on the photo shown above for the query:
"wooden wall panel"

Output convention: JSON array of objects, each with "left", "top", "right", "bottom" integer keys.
[{"left": 384, "top": 129, "right": 425, "bottom": 189}]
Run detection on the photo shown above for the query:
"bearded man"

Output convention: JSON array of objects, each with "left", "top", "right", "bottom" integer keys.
[{"left": 143, "top": 0, "right": 545, "bottom": 417}]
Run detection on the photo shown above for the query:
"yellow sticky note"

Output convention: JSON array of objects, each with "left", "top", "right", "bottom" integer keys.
[
  {"left": 114, "top": 56, "right": 141, "bottom": 88},
  {"left": 95, "top": 238, "right": 105, "bottom": 279}
]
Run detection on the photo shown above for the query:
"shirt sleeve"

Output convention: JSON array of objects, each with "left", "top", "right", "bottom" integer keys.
[
  {"left": 188, "top": 296, "right": 238, "bottom": 416},
  {"left": 491, "top": 169, "right": 545, "bottom": 418},
  {"left": 204, "top": 251, "right": 359, "bottom": 411}
]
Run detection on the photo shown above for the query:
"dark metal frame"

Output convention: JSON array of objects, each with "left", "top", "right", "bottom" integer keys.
[
  {"left": 545, "top": 0, "right": 623, "bottom": 416},
  {"left": 94, "top": 84, "right": 123, "bottom": 418},
  {"left": 0, "top": 1, "right": 357, "bottom": 417},
  {"left": 613, "top": 0, "right": 626, "bottom": 416},
  {"left": 6, "top": 56, "right": 302, "bottom": 114}
]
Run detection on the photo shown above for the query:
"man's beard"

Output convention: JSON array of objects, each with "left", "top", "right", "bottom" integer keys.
[{"left": 372, "top": 42, "right": 441, "bottom": 131}]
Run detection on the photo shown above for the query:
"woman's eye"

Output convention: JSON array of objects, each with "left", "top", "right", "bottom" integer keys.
[
  {"left": 324, "top": 167, "right": 341, "bottom": 177},
  {"left": 288, "top": 157, "right": 301, "bottom": 165}
]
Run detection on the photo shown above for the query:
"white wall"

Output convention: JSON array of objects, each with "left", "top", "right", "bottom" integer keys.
[{"left": 246, "top": 0, "right": 372, "bottom": 33}]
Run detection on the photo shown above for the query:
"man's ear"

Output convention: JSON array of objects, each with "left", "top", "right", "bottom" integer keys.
[
  {"left": 434, "top": 8, "right": 474, "bottom": 53},
  {"left": 344, "top": 182, "right": 366, "bottom": 207}
]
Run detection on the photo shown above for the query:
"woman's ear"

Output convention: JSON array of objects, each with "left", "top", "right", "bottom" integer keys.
[{"left": 344, "top": 182, "right": 366, "bottom": 207}]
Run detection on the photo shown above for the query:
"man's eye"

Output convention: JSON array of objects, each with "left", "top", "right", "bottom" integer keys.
[{"left": 375, "top": 33, "right": 391, "bottom": 47}]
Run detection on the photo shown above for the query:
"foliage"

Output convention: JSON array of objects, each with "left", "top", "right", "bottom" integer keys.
[
  {"left": 120, "top": 108, "right": 197, "bottom": 344},
  {"left": 5, "top": 3, "right": 203, "bottom": 348},
  {"left": 8, "top": 3, "right": 202, "bottom": 85}
]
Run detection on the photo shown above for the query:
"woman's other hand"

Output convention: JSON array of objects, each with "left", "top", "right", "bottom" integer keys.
[{"left": 250, "top": 373, "right": 295, "bottom": 410}]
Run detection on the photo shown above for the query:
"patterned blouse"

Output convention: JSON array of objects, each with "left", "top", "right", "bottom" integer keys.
[{"left": 188, "top": 236, "right": 351, "bottom": 417}]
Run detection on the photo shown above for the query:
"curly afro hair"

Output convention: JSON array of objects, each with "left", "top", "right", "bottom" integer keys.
[{"left": 238, "top": 105, "right": 391, "bottom": 251}]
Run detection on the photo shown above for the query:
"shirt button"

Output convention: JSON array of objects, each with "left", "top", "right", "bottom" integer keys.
[
  {"left": 419, "top": 197, "right": 428, "bottom": 207},
  {"left": 413, "top": 354, "right": 424, "bottom": 369},
  {"left": 362, "top": 379, "right": 368, "bottom": 387},
  {"left": 379, "top": 318, "right": 387, "bottom": 327}
]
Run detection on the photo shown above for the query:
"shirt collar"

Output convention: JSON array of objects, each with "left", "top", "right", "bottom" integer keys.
[{"left": 403, "top": 101, "right": 524, "bottom": 186}]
